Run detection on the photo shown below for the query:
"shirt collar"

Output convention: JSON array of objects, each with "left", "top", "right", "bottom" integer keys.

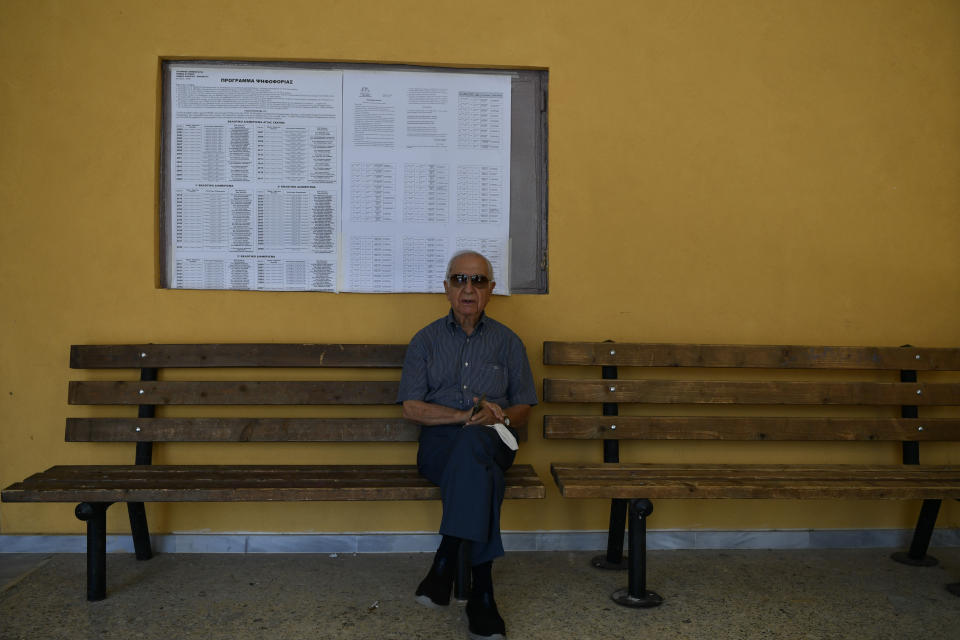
[{"left": 446, "top": 309, "right": 486, "bottom": 335}]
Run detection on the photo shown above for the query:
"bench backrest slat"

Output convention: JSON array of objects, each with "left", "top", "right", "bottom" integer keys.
[
  {"left": 543, "top": 416, "right": 960, "bottom": 441},
  {"left": 69, "top": 381, "right": 400, "bottom": 405},
  {"left": 65, "top": 418, "right": 529, "bottom": 443},
  {"left": 543, "top": 342, "right": 960, "bottom": 370},
  {"left": 70, "top": 344, "right": 407, "bottom": 369},
  {"left": 66, "top": 418, "right": 419, "bottom": 442},
  {"left": 544, "top": 379, "right": 960, "bottom": 405}
]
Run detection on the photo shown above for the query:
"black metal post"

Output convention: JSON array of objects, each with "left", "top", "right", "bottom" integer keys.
[
  {"left": 76, "top": 502, "right": 111, "bottom": 601},
  {"left": 908, "top": 500, "right": 941, "bottom": 558},
  {"left": 950, "top": 497, "right": 960, "bottom": 597},
  {"left": 892, "top": 499, "right": 941, "bottom": 567},
  {"left": 127, "top": 502, "right": 152, "bottom": 561},
  {"left": 900, "top": 367, "right": 919, "bottom": 466},
  {"left": 593, "top": 356, "right": 629, "bottom": 570},
  {"left": 454, "top": 540, "right": 472, "bottom": 601},
  {"left": 891, "top": 365, "right": 941, "bottom": 567},
  {"left": 127, "top": 366, "right": 156, "bottom": 561},
  {"left": 611, "top": 498, "right": 662, "bottom": 608}
]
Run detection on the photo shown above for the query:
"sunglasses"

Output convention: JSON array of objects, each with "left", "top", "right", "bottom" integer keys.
[{"left": 448, "top": 273, "right": 491, "bottom": 288}]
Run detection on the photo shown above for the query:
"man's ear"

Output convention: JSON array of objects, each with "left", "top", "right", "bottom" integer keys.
[{"left": 489, "top": 281, "right": 496, "bottom": 294}]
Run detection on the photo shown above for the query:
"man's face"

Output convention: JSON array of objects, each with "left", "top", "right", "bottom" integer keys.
[{"left": 444, "top": 254, "right": 495, "bottom": 320}]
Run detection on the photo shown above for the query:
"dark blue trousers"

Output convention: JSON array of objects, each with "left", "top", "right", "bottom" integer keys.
[{"left": 417, "top": 424, "right": 517, "bottom": 565}]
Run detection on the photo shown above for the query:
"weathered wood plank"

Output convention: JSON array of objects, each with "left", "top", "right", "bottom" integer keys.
[
  {"left": 70, "top": 344, "right": 408, "bottom": 369},
  {"left": 65, "top": 418, "right": 528, "bottom": 443},
  {"left": 22, "top": 465, "right": 433, "bottom": 478},
  {"left": 68, "top": 381, "right": 401, "bottom": 405},
  {"left": 550, "top": 463, "right": 960, "bottom": 500},
  {"left": 552, "top": 463, "right": 960, "bottom": 480},
  {"left": 66, "top": 418, "right": 418, "bottom": 442},
  {"left": 1, "top": 464, "right": 546, "bottom": 502},
  {"left": 543, "top": 342, "right": 960, "bottom": 370},
  {"left": 542, "top": 416, "right": 960, "bottom": 441},
  {"left": 543, "top": 379, "right": 960, "bottom": 405}
]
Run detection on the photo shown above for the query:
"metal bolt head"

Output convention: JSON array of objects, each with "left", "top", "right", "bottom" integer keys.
[
  {"left": 610, "top": 424, "right": 617, "bottom": 430},
  {"left": 609, "top": 386, "right": 616, "bottom": 392},
  {"left": 918, "top": 426, "right": 924, "bottom": 431},
  {"left": 138, "top": 389, "right": 145, "bottom": 395},
  {"left": 609, "top": 349, "right": 616, "bottom": 356},
  {"left": 916, "top": 389, "right": 923, "bottom": 395},
  {"left": 136, "top": 427, "right": 142, "bottom": 432},
  {"left": 140, "top": 352, "right": 147, "bottom": 358},
  {"left": 915, "top": 354, "right": 921, "bottom": 360}
]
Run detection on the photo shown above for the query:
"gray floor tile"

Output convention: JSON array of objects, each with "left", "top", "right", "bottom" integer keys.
[{"left": 1, "top": 549, "right": 959, "bottom": 639}]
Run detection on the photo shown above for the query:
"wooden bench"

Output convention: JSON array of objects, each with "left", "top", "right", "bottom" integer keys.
[
  {"left": 1, "top": 343, "right": 545, "bottom": 600},
  {"left": 543, "top": 341, "right": 960, "bottom": 607}
]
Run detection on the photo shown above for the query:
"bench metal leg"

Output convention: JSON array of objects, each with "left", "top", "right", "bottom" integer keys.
[
  {"left": 131, "top": 370, "right": 155, "bottom": 561},
  {"left": 891, "top": 499, "right": 941, "bottom": 567},
  {"left": 594, "top": 355, "right": 628, "bottom": 571},
  {"left": 126, "top": 502, "right": 153, "bottom": 561},
  {"left": 592, "top": 498, "right": 629, "bottom": 570},
  {"left": 454, "top": 540, "right": 472, "bottom": 601},
  {"left": 611, "top": 499, "right": 662, "bottom": 608},
  {"left": 75, "top": 502, "right": 111, "bottom": 601}
]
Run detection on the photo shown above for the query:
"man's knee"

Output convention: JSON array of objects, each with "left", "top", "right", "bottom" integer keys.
[
  {"left": 454, "top": 426, "right": 514, "bottom": 471},
  {"left": 456, "top": 425, "right": 499, "bottom": 456}
]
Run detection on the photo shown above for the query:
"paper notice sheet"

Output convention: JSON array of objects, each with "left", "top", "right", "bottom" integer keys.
[
  {"left": 340, "top": 71, "right": 512, "bottom": 293},
  {"left": 167, "top": 65, "right": 342, "bottom": 291}
]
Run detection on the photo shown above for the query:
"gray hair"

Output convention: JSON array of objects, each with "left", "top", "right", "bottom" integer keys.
[{"left": 446, "top": 250, "right": 494, "bottom": 280}]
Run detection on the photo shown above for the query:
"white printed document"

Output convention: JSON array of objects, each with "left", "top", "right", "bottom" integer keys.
[
  {"left": 168, "top": 65, "right": 342, "bottom": 291},
  {"left": 340, "top": 71, "right": 512, "bottom": 293}
]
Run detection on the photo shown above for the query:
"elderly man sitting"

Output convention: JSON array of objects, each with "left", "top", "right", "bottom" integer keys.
[{"left": 397, "top": 250, "right": 537, "bottom": 640}]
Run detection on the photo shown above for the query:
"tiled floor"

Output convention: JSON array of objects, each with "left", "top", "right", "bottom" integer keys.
[{"left": 2, "top": 548, "right": 959, "bottom": 639}]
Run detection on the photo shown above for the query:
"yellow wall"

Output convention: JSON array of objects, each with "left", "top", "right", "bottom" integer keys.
[{"left": 2, "top": 0, "right": 959, "bottom": 536}]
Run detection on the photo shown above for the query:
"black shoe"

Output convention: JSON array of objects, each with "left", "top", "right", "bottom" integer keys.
[
  {"left": 414, "top": 556, "right": 454, "bottom": 609},
  {"left": 465, "top": 591, "right": 506, "bottom": 640}
]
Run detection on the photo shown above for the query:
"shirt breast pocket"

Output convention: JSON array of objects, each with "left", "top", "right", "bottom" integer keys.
[{"left": 480, "top": 362, "right": 508, "bottom": 398}]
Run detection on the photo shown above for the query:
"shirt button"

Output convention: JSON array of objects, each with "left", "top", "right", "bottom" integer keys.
[
  {"left": 462, "top": 385, "right": 467, "bottom": 390},
  {"left": 464, "top": 362, "right": 469, "bottom": 367}
]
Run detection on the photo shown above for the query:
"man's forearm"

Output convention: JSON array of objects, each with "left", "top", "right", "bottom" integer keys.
[
  {"left": 403, "top": 400, "right": 531, "bottom": 428},
  {"left": 402, "top": 400, "right": 471, "bottom": 426}
]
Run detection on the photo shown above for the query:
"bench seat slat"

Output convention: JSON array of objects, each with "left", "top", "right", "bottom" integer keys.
[
  {"left": 22, "top": 465, "right": 439, "bottom": 478},
  {"left": 544, "top": 379, "right": 960, "bottom": 405},
  {"left": 543, "top": 416, "right": 960, "bottom": 441},
  {"left": 2, "top": 464, "right": 546, "bottom": 502},
  {"left": 69, "top": 381, "right": 401, "bottom": 405},
  {"left": 543, "top": 342, "right": 960, "bottom": 370},
  {"left": 70, "top": 344, "right": 408, "bottom": 369},
  {"left": 551, "top": 463, "right": 960, "bottom": 500}
]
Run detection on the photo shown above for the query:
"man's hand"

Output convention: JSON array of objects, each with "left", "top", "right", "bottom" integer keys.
[{"left": 465, "top": 396, "right": 505, "bottom": 425}]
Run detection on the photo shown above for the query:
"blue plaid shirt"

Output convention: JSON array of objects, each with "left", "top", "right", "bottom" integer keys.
[{"left": 397, "top": 311, "right": 538, "bottom": 415}]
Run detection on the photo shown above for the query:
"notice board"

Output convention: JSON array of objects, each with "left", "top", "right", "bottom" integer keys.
[{"left": 160, "top": 61, "right": 547, "bottom": 293}]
